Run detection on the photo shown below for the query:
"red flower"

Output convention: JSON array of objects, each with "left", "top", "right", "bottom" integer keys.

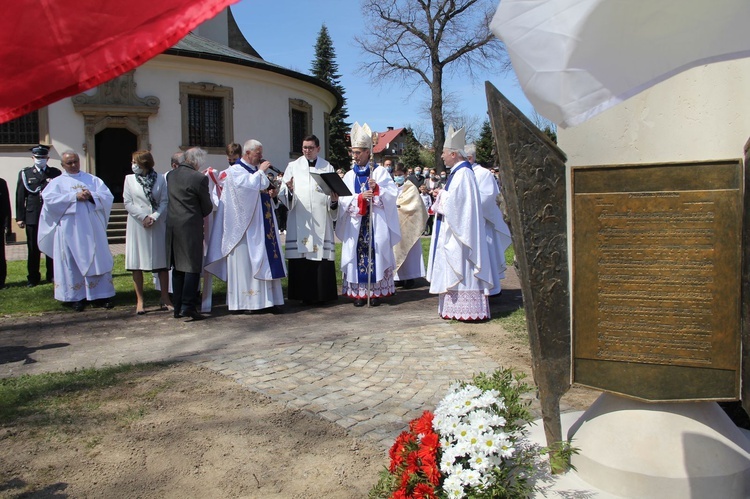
[
  {"left": 389, "top": 431, "right": 416, "bottom": 472},
  {"left": 406, "top": 451, "right": 421, "bottom": 474},
  {"left": 413, "top": 482, "right": 437, "bottom": 499},
  {"left": 421, "top": 462, "right": 441, "bottom": 485},
  {"left": 410, "top": 411, "right": 434, "bottom": 435},
  {"left": 391, "top": 488, "right": 408, "bottom": 499},
  {"left": 419, "top": 432, "right": 439, "bottom": 456}
]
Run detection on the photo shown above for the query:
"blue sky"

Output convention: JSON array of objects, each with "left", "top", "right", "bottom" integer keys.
[{"left": 230, "top": 0, "right": 533, "bottom": 142}]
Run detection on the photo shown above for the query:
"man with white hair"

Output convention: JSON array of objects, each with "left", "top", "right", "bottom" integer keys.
[
  {"left": 465, "top": 143, "right": 513, "bottom": 296},
  {"left": 166, "top": 147, "right": 212, "bottom": 320},
  {"left": 38, "top": 150, "right": 115, "bottom": 311},
  {"left": 205, "top": 139, "right": 285, "bottom": 314},
  {"left": 336, "top": 122, "right": 401, "bottom": 307},
  {"left": 427, "top": 126, "right": 493, "bottom": 321}
]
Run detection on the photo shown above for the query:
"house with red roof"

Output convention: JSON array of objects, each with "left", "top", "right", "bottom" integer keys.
[{"left": 373, "top": 127, "right": 407, "bottom": 164}]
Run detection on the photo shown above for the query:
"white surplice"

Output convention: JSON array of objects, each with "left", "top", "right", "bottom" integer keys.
[
  {"left": 278, "top": 155, "right": 336, "bottom": 261},
  {"left": 473, "top": 164, "right": 513, "bottom": 295},
  {"left": 426, "top": 162, "right": 493, "bottom": 320},
  {"left": 204, "top": 162, "right": 285, "bottom": 311},
  {"left": 336, "top": 164, "right": 401, "bottom": 298},
  {"left": 38, "top": 171, "right": 115, "bottom": 302}
]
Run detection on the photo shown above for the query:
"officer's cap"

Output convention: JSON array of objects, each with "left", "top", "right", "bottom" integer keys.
[{"left": 30, "top": 145, "right": 51, "bottom": 157}]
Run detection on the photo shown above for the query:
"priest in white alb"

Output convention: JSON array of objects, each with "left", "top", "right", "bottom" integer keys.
[
  {"left": 465, "top": 143, "right": 513, "bottom": 296},
  {"left": 427, "top": 126, "right": 493, "bottom": 321},
  {"left": 204, "top": 139, "right": 286, "bottom": 314},
  {"left": 336, "top": 122, "right": 401, "bottom": 307},
  {"left": 38, "top": 150, "right": 115, "bottom": 311}
]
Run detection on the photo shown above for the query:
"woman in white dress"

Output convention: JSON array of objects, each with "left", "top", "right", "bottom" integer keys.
[{"left": 123, "top": 150, "right": 172, "bottom": 314}]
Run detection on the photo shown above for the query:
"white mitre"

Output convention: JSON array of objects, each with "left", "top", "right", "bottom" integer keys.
[
  {"left": 351, "top": 122, "right": 373, "bottom": 149},
  {"left": 444, "top": 125, "right": 466, "bottom": 151}
]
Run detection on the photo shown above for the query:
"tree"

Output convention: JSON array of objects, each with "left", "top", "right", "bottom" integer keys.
[
  {"left": 401, "top": 127, "right": 422, "bottom": 169},
  {"left": 357, "top": 0, "right": 507, "bottom": 170},
  {"left": 311, "top": 24, "right": 351, "bottom": 169},
  {"left": 531, "top": 110, "right": 558, "bottom": 144},
  {"left": 474, "top": 119, "right": 496, "bottom": 167}
]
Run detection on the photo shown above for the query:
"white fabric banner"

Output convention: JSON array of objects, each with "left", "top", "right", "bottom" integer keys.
[{"left": 491, "top": 0, "right": 750, "bottom": 127}]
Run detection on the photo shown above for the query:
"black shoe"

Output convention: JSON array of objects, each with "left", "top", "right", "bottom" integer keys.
[
  {"left": 394, "top": 280, "right": 404, "bottom": 288},
  {"left": 26, "top": 282, "right": 37, "bottom": 288},
  {"left": 173, "top": 311, "right": 183, "bottom": 319},
  {"left": 73, "top": 299, "right": 86, "bottom": 312},
  {"left": 353, "top": 298, "right": 366, "bottom": 307},
  {"left": 403, "top": 279, "right": 415, "bottom": 289},
  {"left": 268, "top": 305, "right": 284, "bottom": 315},
  {"left": 370, "top": 297, "right": 381, "bottom": 307},
  {"left": 92, "top": 299, "right": 114, "bottom": 309},
  {"left": 183, "top": 309, "right": 206, "bottom": 321}
]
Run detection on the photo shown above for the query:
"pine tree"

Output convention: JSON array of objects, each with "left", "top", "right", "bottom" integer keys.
[
  {"left": 401, "top": 127, "right": 422, "bottom": 169},
  {"left": 475, "top": 119, "right": 496, "bottom": 167},
  {"left": 311, "top": 24, "right": 351, "bottom": 169}
]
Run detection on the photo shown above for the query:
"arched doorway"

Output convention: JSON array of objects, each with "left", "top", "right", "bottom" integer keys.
[{"left": 95, "top": 128, "right": 137, "bottom": 203}]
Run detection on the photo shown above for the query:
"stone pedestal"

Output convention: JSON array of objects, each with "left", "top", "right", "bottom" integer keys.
[{"left": 568, "top": 393, "right": 750, "bottom": 498}]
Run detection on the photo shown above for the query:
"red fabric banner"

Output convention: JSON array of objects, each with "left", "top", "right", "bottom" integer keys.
[{"left": 0, "top": 0, "right": 237, "bottom": 124}]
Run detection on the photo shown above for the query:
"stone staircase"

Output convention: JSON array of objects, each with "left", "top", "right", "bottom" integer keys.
[{"left": 107, "top": 203, "right": 127, "bottom": 244}]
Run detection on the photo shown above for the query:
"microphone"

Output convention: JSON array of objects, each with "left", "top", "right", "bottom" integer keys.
[{"left": 261, "top": 159, "right": 282, "bottom": 175}]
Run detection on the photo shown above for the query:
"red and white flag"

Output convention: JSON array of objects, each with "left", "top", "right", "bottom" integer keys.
[{"left": 0, "top": 0, "right": 237, "bottom": 123}]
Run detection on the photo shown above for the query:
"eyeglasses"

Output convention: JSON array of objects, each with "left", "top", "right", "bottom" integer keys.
[
  {"left": 63, "top": 160, "right": 79, "bottom": 165},
  {"left": 302, "top": 146, "right": 317, "bottom": 151}
]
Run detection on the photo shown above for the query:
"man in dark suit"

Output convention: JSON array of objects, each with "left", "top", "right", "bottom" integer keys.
[
  {"left": 406, "top": 163, "right": 424, "bottom": 188},
  {"left": 0, "top": 176, "right": 11, "bottom": 289},
  {"left": 166, "top": 147, "right": 213, "bottom": 320},
  {"left": 16, "top": 145, "right": 61, "bottom": 287}
]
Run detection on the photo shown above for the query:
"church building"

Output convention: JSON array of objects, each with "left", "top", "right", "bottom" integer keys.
[{"left": 0, "top": 7, "right": 342, "bottom": 210}]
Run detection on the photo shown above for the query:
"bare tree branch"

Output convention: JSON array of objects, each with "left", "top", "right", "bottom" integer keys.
[{"left": 356, "top": 0, "right": 509, "bottom": 168}]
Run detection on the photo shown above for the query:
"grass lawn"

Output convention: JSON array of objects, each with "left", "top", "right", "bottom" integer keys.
[{"left": 1, "top": 238, "right": 515, "bottom": 317}]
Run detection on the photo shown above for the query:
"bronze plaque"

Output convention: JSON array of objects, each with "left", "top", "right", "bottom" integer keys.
[{"left": 573, "top": 161, "right": 742, "bottom": 401}]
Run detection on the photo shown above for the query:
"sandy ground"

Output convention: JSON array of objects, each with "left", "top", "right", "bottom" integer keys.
[{"left": 0, "top": 320, "right": 599, "bottom": 498}]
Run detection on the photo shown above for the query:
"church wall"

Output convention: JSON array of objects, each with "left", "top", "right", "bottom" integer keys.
[
  {"left": 558, "top": 58, "right": 750, "bottom": 167},
  {"left": 1, "top": 53, "right": 337, "bottom": 221},
  {"left": 138, "top": 55, "right": 336, "bottom": 173}
]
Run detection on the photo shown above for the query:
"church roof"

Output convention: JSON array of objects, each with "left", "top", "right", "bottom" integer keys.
[{"left": 165, "top": 32, "right": 344, "bottom": 111}]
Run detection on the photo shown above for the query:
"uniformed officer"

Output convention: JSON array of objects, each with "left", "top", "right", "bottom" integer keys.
[{"left": 16, "top": 145, "right": 61, "bottom": 287}]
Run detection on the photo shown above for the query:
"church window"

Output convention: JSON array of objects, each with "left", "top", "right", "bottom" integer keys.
[
  {"left": 180, "top": 82, "right": 234, "bottom": 154},
  {"left": 0, "top": 108, "right": 49, "bottom": 152},
  {"left": 289, "top": 98, "right": 312, "bottom": 158}
]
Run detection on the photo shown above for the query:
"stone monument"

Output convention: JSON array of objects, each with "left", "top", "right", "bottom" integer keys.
[{"left": 486, "top": 82, "right": 750, "bottom": 496}]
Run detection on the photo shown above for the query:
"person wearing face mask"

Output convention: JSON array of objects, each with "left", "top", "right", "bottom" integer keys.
[
  {"left": 406, "top": 164, "right": 424, "bottom": 188},
  {"left": 424, "top": 169, "right": 440, "bottom": 191},
  {"left": 225, "top": 143, "right": 242, "bottom": 167},
  {"left": 38, "top": 151, "right": 116, "bottom": 312},
  {"left": 16, "top": 144, "right": 61, "bottom": 287},
  {"left": 383, "top": 159, "right": 394, "bottom": 177},
  {"left": 123, "top": 150, "right": 172, "bottom": 315},
  {"left": 392, "top": 165, "right": 427, "bottom": 289},
  {"left": 438, "top": 170, "right": 448, "bottom": 187}
]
